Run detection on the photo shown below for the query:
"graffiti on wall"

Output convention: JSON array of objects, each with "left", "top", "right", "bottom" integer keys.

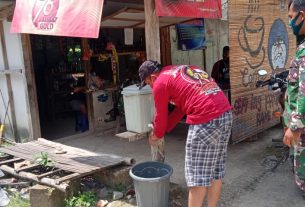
[
  {"left": 238, "top": 15, "right": 266, "bottom": 87},
  {"left": 279, "top": 0, "right": 287, "bottom": 11},
  {"left": 268, "top": 18, "right": 289, "bottom": 70},
  {"left": 230, "top": 0, "right": 294, "bottom": 142},
  {"left": 238, "top": 16, "right": 289, "bottom": 88},
  {"left": 233, "top": 91, "right": 281, "bottom": 128},
  {"left": 248, "top": 0, "right": 260, "bottom": 13}
]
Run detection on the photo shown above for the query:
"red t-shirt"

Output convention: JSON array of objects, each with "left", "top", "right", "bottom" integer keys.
[{"left": 153, "top": 65, "right": 232, "bottom": 138}]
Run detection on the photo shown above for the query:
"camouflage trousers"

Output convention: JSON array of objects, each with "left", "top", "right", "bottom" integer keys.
[{"left": 294, "top": 135, "right": 305, "bottom": 193}]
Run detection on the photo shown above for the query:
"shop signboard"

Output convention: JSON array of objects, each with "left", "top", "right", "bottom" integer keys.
[
  {"left": 155, "top": 0, "right": 222, "bottom": 19},
  {"left": 10, "top": 0, "right": 104, "bottom": 38},
  {"left": 176, "top": 20, "right": 205, "bottom": 51}
]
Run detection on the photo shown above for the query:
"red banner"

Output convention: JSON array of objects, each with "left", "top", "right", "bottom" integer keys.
[
  {"left": 10, "top": 0, "right": 104, "bottom": 38},
  {"left": 155, "top": 0, "right": 222, "bottom": 19}
]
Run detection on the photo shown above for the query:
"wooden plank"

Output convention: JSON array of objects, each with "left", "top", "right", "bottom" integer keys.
[
  {"left": 37, "top": 169, "right": 63, "bottom": 179},
  {"left": 144, "top": 0, "right": 160, "bottom": 62},
  {"left": 9, "top": 145, "right": 107, "bottom": 169},
  {"left": 0, "top": 4, "right": 14, "bottom": 21},
  {"left": 0, "top": 179, "right": 30, "bottom": 187},
  {"left": 21, "top": 34, "right": 41, "bottom": 140},
  {"left": 112, "top": 17, "right": 142, "bottom": 22},
  {"left": 160, "top": 27, "right": 172, "bottom": 66},
  {"left": 4, "top": 144, "right": 121, "bottom": 167},
  {"left": 0, "top": 147, "right": 113, "bottom": 173},
  {"left": 36, "top": 139, "right": 134, "bottom": 164},
  {"left": 130, "top": 22, "right": 145, "bottom": 28},
  {"left": 0, "top": 158, "right": 22, "bottom": 165},
  {"left": 81, "top": 38, "right": 94, "bottom": 132},
  {"left": 0, "top": 69, "right": 23, "bottom": 75},
  {"left": 55, "top": 173, "right": 80, "bottom": 184},
  {"left": 101, "top": 7, "right": 129, "bottom": 21},
  {"left": 107, "top": 0, "right": 143, "bottom": 4},
  {"left": 40, "top": 143, "right": 134, "bottom": 165},
  {"left": 15, "top": 164, "right": 40, "bottom": 173},
  {"left": 0, "top": 165, "right": 68, "bottom": 192},
  {"left": 115, "top": 131, "right": 147, "bottom": 142},
  {"left": 0, "top": 155, "right": 12, "bottom": 160},
  {"left": 0, "top": 20, "right": 18, "bottom": 142},
  {"left": 0, "top": 139, "right": 133, "bottom": 174}
]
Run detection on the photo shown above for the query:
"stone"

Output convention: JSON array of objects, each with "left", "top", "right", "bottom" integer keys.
[
  {"left": 97, "top": 187, "right": 110, "bottom": 199},
  {"left": 96, "top": 200, "right": 109, "bottom": 207},
  {"left": 30, "top": 185, "right": 65, "bottom": 207},
  {"left": 94, "top": 166, "right": 132, "bottom": 189},
  {"left": 20, "top": 187, "right": 30, "bottom": 200},
  {"left": 20, "top": 188, "right": 29, "bottom": 194},
  {"left": 125, "top": 188, "right": 135, "bottom": 197},
  {"left": 128, "top": 197, "right": 137, "bottom": 205},
  {"left": 0, "top": 170, "right": 4, "bottom": 177},
  {"left": 112, "top": 191, "right": 124, "bottom": 200},
  {"left": 0, "top": 188, "right": 9, "bottom": 206},
  {"left": 108, "top": 201, "right": 135, "bottom": 207},
  {"left": 8, "top": 188, "right": 17, "bottom": 193}
]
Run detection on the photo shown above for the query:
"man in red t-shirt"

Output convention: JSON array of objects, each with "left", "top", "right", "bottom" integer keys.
[{"left": 139, "top": 60, "right": 232, "bottom": 207}]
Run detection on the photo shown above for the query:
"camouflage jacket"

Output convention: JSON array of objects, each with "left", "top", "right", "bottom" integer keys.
[{"left": 284, "top": 41, "right": 305, "bottom": 131}]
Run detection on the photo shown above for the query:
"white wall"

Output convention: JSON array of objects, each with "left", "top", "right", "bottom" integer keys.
[
  {"left": 0, "top": 21, "right": 32, "bottom": 142},
  {"left": 170, "top": 26, "right": 204, "bottom": 68},
  {"left": 204, "top": 19, "right": 229, "bottom": 76},
  {"left": 169, "top": 19, "right": 229, "bottom": 76},
  {"left": 222, "top": 0, "right": 228, "bottom": 21}
]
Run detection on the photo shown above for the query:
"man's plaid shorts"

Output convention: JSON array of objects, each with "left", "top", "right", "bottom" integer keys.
[{"left": 185, "top": 111, "right": 233, "bottom": 187}]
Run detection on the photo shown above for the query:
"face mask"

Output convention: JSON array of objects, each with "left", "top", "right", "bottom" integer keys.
[{"left": 289, "top": 12, "right": 304, "bottom": 36}]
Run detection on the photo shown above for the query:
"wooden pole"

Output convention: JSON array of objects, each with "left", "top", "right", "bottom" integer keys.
[
  {"left": 144, "top": 0, "right": 161, "bottom": 62},
  {"left": 81, "top": 38, "right": 95, "bottom": 132},
  {"left": 144, "top": 1, "right": 164, "bottom": 161},
  {"left": 21, "top": 34, "right": 42, "bottom": 140}
]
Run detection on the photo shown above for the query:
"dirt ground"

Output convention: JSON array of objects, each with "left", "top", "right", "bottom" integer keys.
[{"left": 59, "top": 124, "right": 305, "bottom": 207}]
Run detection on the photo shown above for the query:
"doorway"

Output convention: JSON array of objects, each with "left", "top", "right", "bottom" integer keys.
[{"left": 30, "top": 35, "right": 88, "bottom": 140}]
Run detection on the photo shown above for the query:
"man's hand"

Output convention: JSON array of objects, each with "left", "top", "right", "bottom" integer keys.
[
  {"left": 149, "top": 132, "right": 161, "bottom": 147},
  {"left": 283, "top": 128, "right": 301, "bottom": 147}
]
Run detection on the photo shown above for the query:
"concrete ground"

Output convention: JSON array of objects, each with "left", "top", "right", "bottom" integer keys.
[{"left": 58, "top": 124, "right": 305, "bottom": 207}]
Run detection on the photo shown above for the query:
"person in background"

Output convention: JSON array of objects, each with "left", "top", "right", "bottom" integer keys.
[
  {"left": 211, "top": 46, "right": 230, "bottom": 91},
  {"left": 70, "top": 76, "right": 89, "bottom": 132},
  {"left": 283, "top": 0, "right": 305, "bottom": 195},
  {"left": 139, "top": 60, "right": 232, "bottom": 207},
  {"left": 70, "top": 67, "right": 104, "bottom": 132}
]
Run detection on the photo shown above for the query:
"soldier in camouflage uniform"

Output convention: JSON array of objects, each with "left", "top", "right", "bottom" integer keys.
[{"left": 284, "top": 0, "right": 305, "bottom": 194}]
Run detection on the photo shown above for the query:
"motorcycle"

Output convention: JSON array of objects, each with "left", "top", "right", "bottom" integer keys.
[
  {"left": 104, "top": 78, "right": 135, "bottom": 123},
  {"left": 256, "top": 69, "right": 292, "bottom": 171},
  {"left": 257, "top": 69, "right": 305, "bottom": 196}
]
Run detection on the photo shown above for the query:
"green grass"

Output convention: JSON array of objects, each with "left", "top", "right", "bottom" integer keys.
[
  {"left": 7, "top": 194, "right": 30, "bottom": 207},
  {"left": 114, "top": 183, "right": 127, "bottom": 192},
  {"left": 65, "top": 191, "right": 98, "bottom": 207}
]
